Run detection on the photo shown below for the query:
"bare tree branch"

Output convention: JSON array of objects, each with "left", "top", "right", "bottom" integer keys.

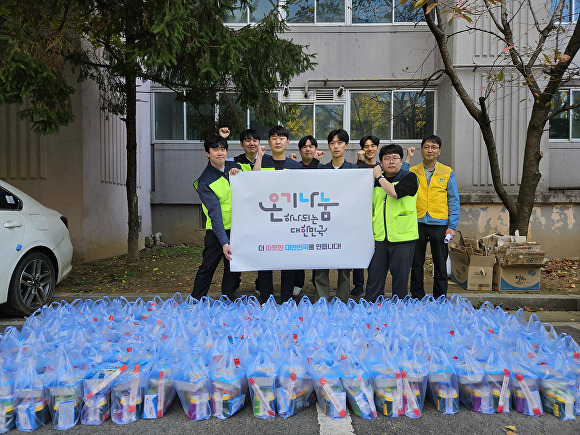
[
  {"left": 546, "top": 101, "right": 580, "bottom": 121},
  {"left": 483, "top": 0, "right": 504, "bottom": 33},
  {"left": 544, "top": 20, "right": 580, "bottom": 99},
  {"left": 526, "top": 0, "right": 542, "bottom": 33},
  {"left": 424, "top": 5, "right": 480, "bottom": 120},
  {"left": 526, "top": 0, "right": 566, "bottom": 72}
]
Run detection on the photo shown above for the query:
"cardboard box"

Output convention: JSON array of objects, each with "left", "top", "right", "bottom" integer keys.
[
  {"left": 493, "top": 264, "right": 542, "bottom": 291},
  {"left": 495, "top": 244, "right": 547, "bottom": 267},
  {"left": 480, "top": 231, "right": 528, "bottom": 253},
  {"left": 449, "top": 246, "right": 495, "bottom": 291}
]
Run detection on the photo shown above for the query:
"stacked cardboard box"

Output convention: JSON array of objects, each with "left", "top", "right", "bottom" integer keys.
[
  {"left": 480, "top": 231, "right": 547, "bottom": 291},
  {"left": 449, "top": 232, "right": 495, "bottom": 291},
  {"left": 449, "top": 231, "right": 548, "bottom": 292}
]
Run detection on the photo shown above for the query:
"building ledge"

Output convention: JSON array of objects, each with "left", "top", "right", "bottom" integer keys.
[{"left": 460, "top": 190, "right": 580, "bottom": 204}]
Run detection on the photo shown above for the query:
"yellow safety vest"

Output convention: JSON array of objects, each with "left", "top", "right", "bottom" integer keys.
[{"left": 410, "top": 162, "right": 452, "bottom": 220}]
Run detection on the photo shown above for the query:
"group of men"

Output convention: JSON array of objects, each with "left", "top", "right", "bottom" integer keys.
[{"left": 191, "top": 125, "right": 459, "bottom": 304}]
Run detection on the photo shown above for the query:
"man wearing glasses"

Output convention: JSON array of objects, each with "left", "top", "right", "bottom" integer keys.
[
  {"left": 365, "top": 144, "right": 419, "bottom": 302},
  {"left": 407, "top": 135, "right": 460, "bottom": 300}
]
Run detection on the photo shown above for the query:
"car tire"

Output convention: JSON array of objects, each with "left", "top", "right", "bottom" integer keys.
[{"left": 8, "top": 251, "right": 55, "bottom": 316}]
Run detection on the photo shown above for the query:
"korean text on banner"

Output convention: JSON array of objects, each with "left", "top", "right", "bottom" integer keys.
[{"left": 230, "top": 170, "right": 375, "bottom": 272}]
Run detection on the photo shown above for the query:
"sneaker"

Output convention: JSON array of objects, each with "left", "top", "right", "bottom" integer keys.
[
  {"left": 293, "top": 286, "right": 302, "bottom": 296},
  {"left": 350, "top": 285, "right": 364, "bottom": 296}
]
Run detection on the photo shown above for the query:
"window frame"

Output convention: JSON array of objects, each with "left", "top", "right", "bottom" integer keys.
[
  {"left": 151, "top": 89, "right": 270, "bottom": 143},
  {"left": 548, "top": 89, "right": 580, "bottom": 142},
  {"left": 549, "top": 89, "right": 571, "bottom": 142},
  {"left": 223, "top": 0, "right": 427, "bottom": 26},
  {"left": 347, "top": 89, "right": 436, "bottom": 143},
  {"left": 151, "top": 87, "right": 437, "bottom": 144}
]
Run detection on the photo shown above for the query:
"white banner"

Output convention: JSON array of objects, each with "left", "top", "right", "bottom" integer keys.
[{"left": 230, "top": 169, "right": 375, "bottom": 272}]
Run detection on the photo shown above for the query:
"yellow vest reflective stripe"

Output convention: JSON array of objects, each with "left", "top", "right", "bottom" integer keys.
[
  {"left": 410, "top": 162, "right": 451, "bottom": 220},
  {"left": 238, "top": 162, "right": 252, "bottom": 171},
  {"left": 372, "top": 181, "right": 418, "bottom": 242},
  {"left": 194, "top": 176, "right": 232, "bottom": 230}
]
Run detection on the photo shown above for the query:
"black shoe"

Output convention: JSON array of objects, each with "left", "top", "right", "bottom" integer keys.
[{"left": 350, "top": 285, "right": 364, "bottom": 296}]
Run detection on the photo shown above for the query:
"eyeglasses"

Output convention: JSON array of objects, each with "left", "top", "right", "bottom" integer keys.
[
  {"left": 422, "top": 145, "right": 440, "bottom": 151},
  {"left": 383, "top": 157, "right": 401, "bottom": 163}
]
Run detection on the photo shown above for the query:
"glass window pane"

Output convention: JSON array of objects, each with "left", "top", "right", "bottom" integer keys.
[
  {"left": 316, "top": 0, "right": 345, "bottom": 22},
  {"left": 392, "top": 91, "right": 434, "bottom": 140},
  {"left": 224, "top": 0, "right": 247, "bottom": 23},
  {"left": 571, "top": 91, "right": 580, "bottom": 139},
  {"left": 350, "top": 92, "right": 392, "bottom": 142},
  {"left": 575, "top": 0, "right": 580, "bottom": 21},
  {"left": 550, "top": 90, "right": 570, "bottom": 139},
  {"left": 315, "top": 105, "right": 343, "bottom": 141},
  {"left": 553, "top": 0, "right": 572, "bottom": 22},
  {"left": 287, "top": 0, "right": 315, "bottom": 23},
  {"left": 286, "top": 105, "right": 314, "bottom": 141},
  {"left": 352, "top": 0, "right": 392, "bottom": 23},
  {"left": 0, "top": 187, "right": 21, "bottom": 210},
  {"left": 249, "top": 107, "right": 270, "bottom": 141},
  {"left": 186, "top": 104, "right": 214, "bottom": 141},
  {"left": 154, "top": 92, "right": 184, "bottom": 141},
  {"left": 250, "top": 0, "right": 274, "bottom": 22},
  {"left": 394, "top": 0, "right": 421, "bottom": 22}
]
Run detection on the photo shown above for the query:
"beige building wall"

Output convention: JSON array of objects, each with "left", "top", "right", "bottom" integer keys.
[
  {"left": 0, "top": 78, "right": 152, "bottom": 262},
  {"left": 459, "top": 198, "right": 580, "bottom": 259}
]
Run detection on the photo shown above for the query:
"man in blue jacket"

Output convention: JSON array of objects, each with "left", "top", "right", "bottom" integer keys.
[
  {"left": 191, "top": 134, "right": 241, "bottom": 301},
  {"left": 407, "top": 135, "right": 460, "bottom": 300}
]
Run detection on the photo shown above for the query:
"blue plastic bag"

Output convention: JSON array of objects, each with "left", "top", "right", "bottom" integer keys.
[
  {"left": 46, "top": 349, "right": 82, "bottom": 430},
  {"left": 14, "top": 358, "right": 50, "bottom": 431},
  {"left": 275, "top": 346, "right": 315, "bottom": 419},
  {"left": 210, "top": 345, "right": 247, "bottom": 419},
  {"left": 173, "top": 349, "right": 211, "bottom": 421},
  {"left": 339, "top": 351, "right": 377, "bottom": 419},
  {"left": 247, "top": 349, "right": 277, "bottom": 418},
  {"left": 307, "top": 349, "right": 347, "bottom": 419}
]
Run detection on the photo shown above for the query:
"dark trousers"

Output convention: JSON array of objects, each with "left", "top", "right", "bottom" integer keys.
[
  {"left": 191, "top": 230, "right": 240, "bottom": 301},
  {"left": 258, "top": 270, "right": 295, "bottom": 304},
  {"left": 365, "top": 240, "right": 415, "bottom": 302},
  {"left": 410, "top": 223, "right": 448, "bottom": 300},
  {"left": 352, "top": 269, "right": 364, "bottom": 287},
  {"left": 293, "top": 270, "right": 315, "bottom": 288}
]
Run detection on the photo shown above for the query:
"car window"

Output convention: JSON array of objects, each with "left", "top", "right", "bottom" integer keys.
[{"left": 0, "top": 187, "right": 23, "bottom": 211}]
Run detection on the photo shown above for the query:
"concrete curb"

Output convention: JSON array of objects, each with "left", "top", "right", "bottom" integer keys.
[{"left": 51, "top": 291, "right": 580, "bottom": 311}]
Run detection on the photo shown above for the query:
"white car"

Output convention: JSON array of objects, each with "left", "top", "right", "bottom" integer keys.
[{"left": 0, "top": 180, "right": 73, "bottom": 315}]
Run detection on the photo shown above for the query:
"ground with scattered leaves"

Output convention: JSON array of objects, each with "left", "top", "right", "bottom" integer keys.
[
  {"left": 541, "top": 259, "right": 580, "bottom": 293},
  {"left": 54, "top": 246, "right": 580, "bottom": 297}
]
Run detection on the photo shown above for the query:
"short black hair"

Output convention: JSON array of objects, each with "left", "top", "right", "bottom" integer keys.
[
  {"left": 379, "top": 144, "right": 403, "bottom": 161},
  {"left": 268, "top": 125, "right": 289, "bottom": 139},
  {"left": 204, "top": 134, "right": 228, "bottom": 153},
  {"left": 298, "top": 135, "right": 318, "bottom": 149},
  {"left": 240, "top": 129, "right": 260, "bottom": 142},
  {"left": 360, "top": 135, "right": 379, "bottom": 149},
  {"left": 421, "top": 135, "right": 442, "bottom": 148},
  {"left": 327, "top": 129, "right": 349, "bottom": 144}
]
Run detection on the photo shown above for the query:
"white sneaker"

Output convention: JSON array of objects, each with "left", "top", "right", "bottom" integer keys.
[{"left": 293, "top": 286, "right": 302, "bottom": 296}]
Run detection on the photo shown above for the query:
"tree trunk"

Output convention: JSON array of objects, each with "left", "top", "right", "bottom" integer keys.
[
  {"left": 125, "top": 73, "right": 139, "bottom": 264},
  {"left": 510, "top": 104, "right": 548, "bottom": 236}
]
